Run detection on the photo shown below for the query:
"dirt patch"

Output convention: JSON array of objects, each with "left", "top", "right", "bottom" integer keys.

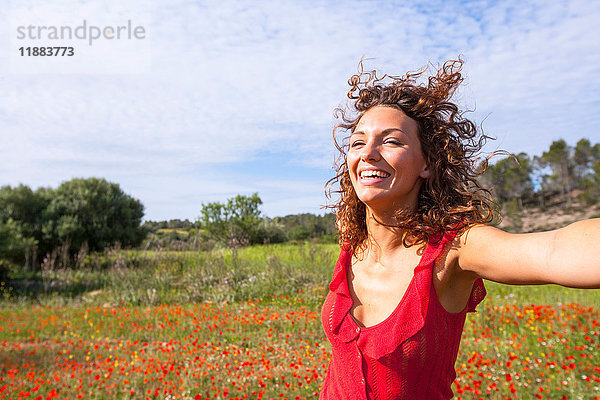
[{"left": 499, "top": 201, "right": 600, "bottom": 233}]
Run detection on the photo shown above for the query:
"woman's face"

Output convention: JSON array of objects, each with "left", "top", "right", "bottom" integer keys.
[{"left": 347, "top": 106, "right": 430, "bottom": 216}]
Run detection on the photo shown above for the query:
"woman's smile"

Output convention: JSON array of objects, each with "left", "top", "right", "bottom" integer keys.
[{"left": 358, "top": 167, "right": 391, "bottom": 184}]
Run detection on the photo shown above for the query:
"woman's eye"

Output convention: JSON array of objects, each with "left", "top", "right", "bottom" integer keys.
[
  {"left": 385, "top": 139, "right": 402, "bottom": 145},
  {"left": 350, "top": 141, "right": 364, "bottom": 148}
]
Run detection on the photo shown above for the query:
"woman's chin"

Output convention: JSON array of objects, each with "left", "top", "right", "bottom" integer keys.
[
  {"left": 359, "top": 195, "right": 417, "bottom": 216},
  {"left": 359, "top": 197, "right": 395, "bottom": 214}
]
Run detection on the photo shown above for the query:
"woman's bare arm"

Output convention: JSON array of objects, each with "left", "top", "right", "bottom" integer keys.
[{"left": 456, "top": 219, "right": 600, "bottom": 288}]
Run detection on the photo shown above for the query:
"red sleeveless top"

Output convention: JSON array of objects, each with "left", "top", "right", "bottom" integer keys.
[{"left": 320, "top": 231, "right": 486, "bottom": 399}]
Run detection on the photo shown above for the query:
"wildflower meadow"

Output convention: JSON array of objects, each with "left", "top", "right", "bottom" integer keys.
[{"left": 0, "top": 243, "right": 598, "bottom": 400}]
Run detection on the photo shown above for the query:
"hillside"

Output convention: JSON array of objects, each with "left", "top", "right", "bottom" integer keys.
[{"left": 499, "top": 199, "right": 600, "bottom": 233}]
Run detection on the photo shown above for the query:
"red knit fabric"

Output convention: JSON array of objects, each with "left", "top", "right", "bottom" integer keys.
[{"left": 320, "top": 231, "right": 486, "bottom": 399}]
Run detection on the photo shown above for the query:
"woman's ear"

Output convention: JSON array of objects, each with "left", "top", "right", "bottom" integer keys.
[{"left": 420, "top": 164, "right": 431, "bottom": 179}]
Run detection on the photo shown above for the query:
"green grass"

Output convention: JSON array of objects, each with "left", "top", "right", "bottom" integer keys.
[
  {"left": 3, "top": 242, "right": 598, "bottom": 310},
  {"left": 1, "top": 243, "right": 339, "bottom": 309}
]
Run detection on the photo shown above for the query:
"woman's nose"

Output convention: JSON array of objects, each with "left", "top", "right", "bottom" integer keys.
[{"left": 360, "top": 141, "right": 380, "bottom": 162}]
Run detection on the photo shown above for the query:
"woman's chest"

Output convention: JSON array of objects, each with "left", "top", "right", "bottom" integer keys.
[
  {"left": 347, "top": 259, "right": 418, "bottom": 328},
  {"left": 347, "top": 253, "right": 466, "bottom": 327}
]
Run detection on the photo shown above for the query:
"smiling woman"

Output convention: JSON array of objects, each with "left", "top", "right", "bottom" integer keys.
[
  {"left": 320, "top": 59, "right": 600, "bottom": 400},
  {"left": 328, "top": 59, "right": 495, "bottom": 251}
]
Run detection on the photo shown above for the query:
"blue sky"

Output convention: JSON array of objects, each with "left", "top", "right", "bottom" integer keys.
[{"left": 1, "top": 0, "right": 599, "bottom": 221}]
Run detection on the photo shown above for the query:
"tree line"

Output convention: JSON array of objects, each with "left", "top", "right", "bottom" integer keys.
[
  {"left": 0, "top": 181, "right": 336, "bottom": 273},
  {"left": 0, "top": 178, "right": 146, "bottom": 272},
  {"left": 144, "top": 194, "right": 336, "bottom": 250},
  {"left": 481, "top": 138, "right": 600, "bottom": 210}
]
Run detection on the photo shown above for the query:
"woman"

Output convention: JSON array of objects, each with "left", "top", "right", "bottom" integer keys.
[{"left": 320, "top": 59, "right": 600, "bottom": 399}]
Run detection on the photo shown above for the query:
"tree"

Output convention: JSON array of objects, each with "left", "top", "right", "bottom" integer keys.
[
  {"left": 484, "top": 153, "right": 533, "bottom": 208},
  {"left": 574, "top": 138, "right": 600, "bottom": 190},
  {"left": 0, "top": 219, "right": 37, "bottom": 271},
  {"left": 541, "top": 139, "right": 575, "bottom": 205},
  {"left": 580, "top": 159, "right": 600, "bottom": 205},
  {"left": 0, "top": 185, "right": 51, "bottom": 267},
  {"left": 0, "top": 184, "right": 50, "bottom": 242},
  {"left": 199, "top": 193, "right": 264, "bottom": 247},
  {"left": 504, "top": 153, "right": 534, "bottom": 208},
  {"left": 43, "top": 178, "right": 147, "bottom": 255}
]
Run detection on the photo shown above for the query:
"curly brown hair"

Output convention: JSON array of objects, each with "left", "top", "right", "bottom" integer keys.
[{"left": 326, "top": 59, "right": 498, "bottom": 251}]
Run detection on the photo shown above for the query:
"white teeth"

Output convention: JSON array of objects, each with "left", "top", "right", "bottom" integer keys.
[{"left": 360, "top": 170, "right": 390, "bottom": 178}]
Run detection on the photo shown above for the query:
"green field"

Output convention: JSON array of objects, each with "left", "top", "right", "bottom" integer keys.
[{"left": 1, "top": 243, "right": 599, "bottom": 399}]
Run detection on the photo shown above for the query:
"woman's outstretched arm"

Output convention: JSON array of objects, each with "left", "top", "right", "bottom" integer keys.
[{"left": 457, "top": 218, "right": 600, "bottom": 288}]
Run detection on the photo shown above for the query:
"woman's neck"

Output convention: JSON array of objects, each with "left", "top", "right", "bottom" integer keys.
[{"left": 360, "top": 208, "right": 416, "bottom": 262}]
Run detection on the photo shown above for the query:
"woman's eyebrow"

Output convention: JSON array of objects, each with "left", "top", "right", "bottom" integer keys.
[
  {"left": 381, "top": 128, "right": 407, "bottom": 136},
  {"left": 351, "top": 128, "right": 406, "bottom": 136}
]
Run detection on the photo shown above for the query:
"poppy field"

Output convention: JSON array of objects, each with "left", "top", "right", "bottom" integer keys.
[{"left": 0, "top": 244, "right": 599, "bottom": 399}]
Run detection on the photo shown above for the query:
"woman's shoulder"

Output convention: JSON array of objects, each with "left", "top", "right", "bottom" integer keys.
[
  {"left": 449, "top": 223, "right": 502, "bottom": 252},
  {"left": 436, "top": 224, "right": 502, "bottom": 281}
]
